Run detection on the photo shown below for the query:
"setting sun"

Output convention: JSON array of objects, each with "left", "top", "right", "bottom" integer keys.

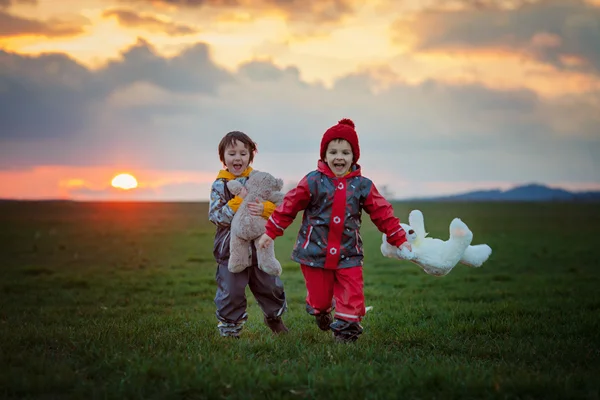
[{"left": 111, "top": 173, "right": 138, "bottom": 190}]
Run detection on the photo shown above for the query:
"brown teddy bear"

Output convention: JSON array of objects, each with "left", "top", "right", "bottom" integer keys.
[{"left": 227, "top": 170, "right": 285, "bottom": 276}]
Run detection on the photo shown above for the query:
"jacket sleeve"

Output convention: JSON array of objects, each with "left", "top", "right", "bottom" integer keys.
[
  {"left": 265, "top": 176, "right": 311, "bottom": 239},
  {"left": 208, "top": 179, "right": 236, "bottom": 227},
  {"left": 261, "top": 201, "right": 277, "bottom": 219},
  {"left": 363, "top": 182, "right": 407, "bottom": 247}
]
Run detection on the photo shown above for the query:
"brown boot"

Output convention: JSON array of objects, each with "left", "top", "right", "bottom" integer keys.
[
  {"left": 264, "top": 316, "right": 289, "bottom": 334},
  {"left": 315, "top": 312, "right": 333, "bottom": 331}
]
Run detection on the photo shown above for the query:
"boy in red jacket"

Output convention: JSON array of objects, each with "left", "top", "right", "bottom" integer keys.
[{"left": 258, "top": 119, "right": 411, "bottom": 342}]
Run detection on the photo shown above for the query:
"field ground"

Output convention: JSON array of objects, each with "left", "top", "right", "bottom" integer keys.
[{"left": 1, "top": 201, "right": 599, "bottom": 399}]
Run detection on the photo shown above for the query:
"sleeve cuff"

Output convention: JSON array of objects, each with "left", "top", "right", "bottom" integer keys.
[
  {"left": 387, "top": 229, "right": 407, "bottom": 247},
  {"left": 227, "top": 196, "right": 243, "bottom": 212},
  {"left": 261, "top": 201, "right": 276, "bottom": 219}
]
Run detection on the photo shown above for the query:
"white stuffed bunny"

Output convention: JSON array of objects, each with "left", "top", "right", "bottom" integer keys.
[{"left": 381, "top": 210, "right": 492, "bottom": 276}]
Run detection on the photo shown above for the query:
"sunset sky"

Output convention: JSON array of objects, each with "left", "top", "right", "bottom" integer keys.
[{"left": 1, "top": 0, "right": 599, "bottom": 201}]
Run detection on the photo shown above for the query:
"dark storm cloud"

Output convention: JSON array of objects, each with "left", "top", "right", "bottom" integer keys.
[
  {"left": 329, "top": 71, "right": 599, "bottom": 185},
  {"left": 238, "top": 60, "right": 301, "bottom": 82},
  {"left": 0, "top": 50, "right": 95, "bottom": 139},
  {"left": 333, "top": 73, "right": 544, "bottom": 142},
  {"left": 0, "top": 10, "right": 85, "bottom": 37},
  {"left": 102, "top": 8, "right": 198, "bottom": 35},
  {"left": 397, "top": 0, "right": 600, "bottom": 73},
  {"left": 97, "top": 39, "right": 231, "bottom": 93},
  {"left": 423, "top": 80, "right": 538, "bottom": 114},
  {"left": 1, "top": 39, "right": 598, "bottom": 184},
  {"left": 0, "top": 40, "right": 232, "bottom": 140}
]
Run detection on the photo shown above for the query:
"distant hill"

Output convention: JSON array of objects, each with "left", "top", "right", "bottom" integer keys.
[
  {"left": 2, "top": 184, "right": 599, "bottom": 203},
  {"left": 404, "top": 183, "right": 600, "bottom": 202}
]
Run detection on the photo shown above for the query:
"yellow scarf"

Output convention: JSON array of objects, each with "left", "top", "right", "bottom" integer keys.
[{"left": 216, "top": 166, "right": 253, "bottom": 180}]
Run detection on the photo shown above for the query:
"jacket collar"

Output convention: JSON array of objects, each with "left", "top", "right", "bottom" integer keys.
[{"left": 216, "top": 166, "right": 253, "bottom": 180}]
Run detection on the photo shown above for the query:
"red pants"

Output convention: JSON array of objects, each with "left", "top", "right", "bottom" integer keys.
[{"left": 301, "top": 265, "right": 365, "bottom": 322}]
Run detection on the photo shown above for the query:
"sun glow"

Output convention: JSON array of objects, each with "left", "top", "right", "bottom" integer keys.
[{"left": 111, "top": 173, "right": 138, "bottom": 190}]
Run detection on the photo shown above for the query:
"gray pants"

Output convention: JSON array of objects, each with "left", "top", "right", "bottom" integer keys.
[{"left": 214, "top": 258, "right": 287, "bottom": 335}]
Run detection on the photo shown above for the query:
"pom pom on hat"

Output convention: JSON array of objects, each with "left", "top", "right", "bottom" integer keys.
[
  {"left": 320, "top": 118, "right": 360, "bottom": 163},
  {"left": 338, "top": 118, "right": 355, "bottom": 128}
]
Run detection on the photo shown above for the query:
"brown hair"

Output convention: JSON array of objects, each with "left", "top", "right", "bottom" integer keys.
[{"left": 218, "top": 131, "right": 258, "bottom": 164}]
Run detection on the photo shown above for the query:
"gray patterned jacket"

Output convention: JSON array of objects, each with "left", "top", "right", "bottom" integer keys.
[{"left": 208, "top": 172, "right": 251, "bottom": 266}]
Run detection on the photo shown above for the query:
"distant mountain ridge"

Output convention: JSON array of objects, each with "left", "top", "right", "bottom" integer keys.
[{"left": 405, "top": 183, "right": 600, "bottom": 202}]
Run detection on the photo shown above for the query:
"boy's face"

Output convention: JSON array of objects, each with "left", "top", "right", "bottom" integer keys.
[
  {"left": 224, "top": 140, "right": 251, "bottom": 177},
  {"left": 325, "top": 139, "right": 353, "bottom": 177}
]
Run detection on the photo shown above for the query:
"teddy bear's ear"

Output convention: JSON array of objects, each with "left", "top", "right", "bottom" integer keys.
[
  {"left": 276, "top": 178, "right": 284, "bottom": 191},
  {"left": 227, "top": 180, "right": 243, "bottom": 195},
  {"left": 270, "top": 192, "right": 285, "bottom": 205}
]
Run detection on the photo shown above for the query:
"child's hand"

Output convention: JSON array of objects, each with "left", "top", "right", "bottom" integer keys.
[
  {"left": 399, "top": 242, "right": 412, "bottom": 252},
  {"left": 247, "top": 199, "right": 264, "bottom": 216},
  {"left": 238, "top": 187, "right": 248, "bottom": 199},
  {"left": 257, "top": 233, "right": 273, "bottom": 249}
]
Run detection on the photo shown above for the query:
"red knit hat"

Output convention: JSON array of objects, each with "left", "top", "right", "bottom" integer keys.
[{"left": 320, "top": 118, "right": 360, "bottom": 163}]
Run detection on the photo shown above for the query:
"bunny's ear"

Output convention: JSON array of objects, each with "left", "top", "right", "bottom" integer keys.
[
  {"left": 408, "top": 210, "right": 427, "bottom": 239},
  {"left": 400, "top": 223, "right": 417, "bottom": 243}
]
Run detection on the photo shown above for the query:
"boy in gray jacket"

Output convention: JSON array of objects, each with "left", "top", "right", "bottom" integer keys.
[{"left": 209, "top": 131, "right": 288, "bottom": 337}]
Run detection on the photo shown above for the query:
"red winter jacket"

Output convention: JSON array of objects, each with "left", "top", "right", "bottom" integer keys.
[{"left": 265, "top": 161, "right": 407, "bottom": 269}]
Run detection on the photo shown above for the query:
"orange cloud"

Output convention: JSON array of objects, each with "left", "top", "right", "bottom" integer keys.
[
  {"left": 120, "top": 0, "right": 357, "bottom": 23},
  {"left": 102, "top": 8, "right": 198, "bottom": 36},
  {"left": 0, "top": 0, "right": 36, "bottom": 9},
  {"left": 392, "top": 0, "right": 600, "bottom": 76},
  {"left": 403, "top": 49, "right": 600, "bottom": 98},
  {"left": 0, "top": 10, "right": 87, "bottom": 38}
]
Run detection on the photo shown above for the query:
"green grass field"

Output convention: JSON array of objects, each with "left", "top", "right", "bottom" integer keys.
[{"left": 1, "top": 201, "right": 599, "bottom": 399}]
